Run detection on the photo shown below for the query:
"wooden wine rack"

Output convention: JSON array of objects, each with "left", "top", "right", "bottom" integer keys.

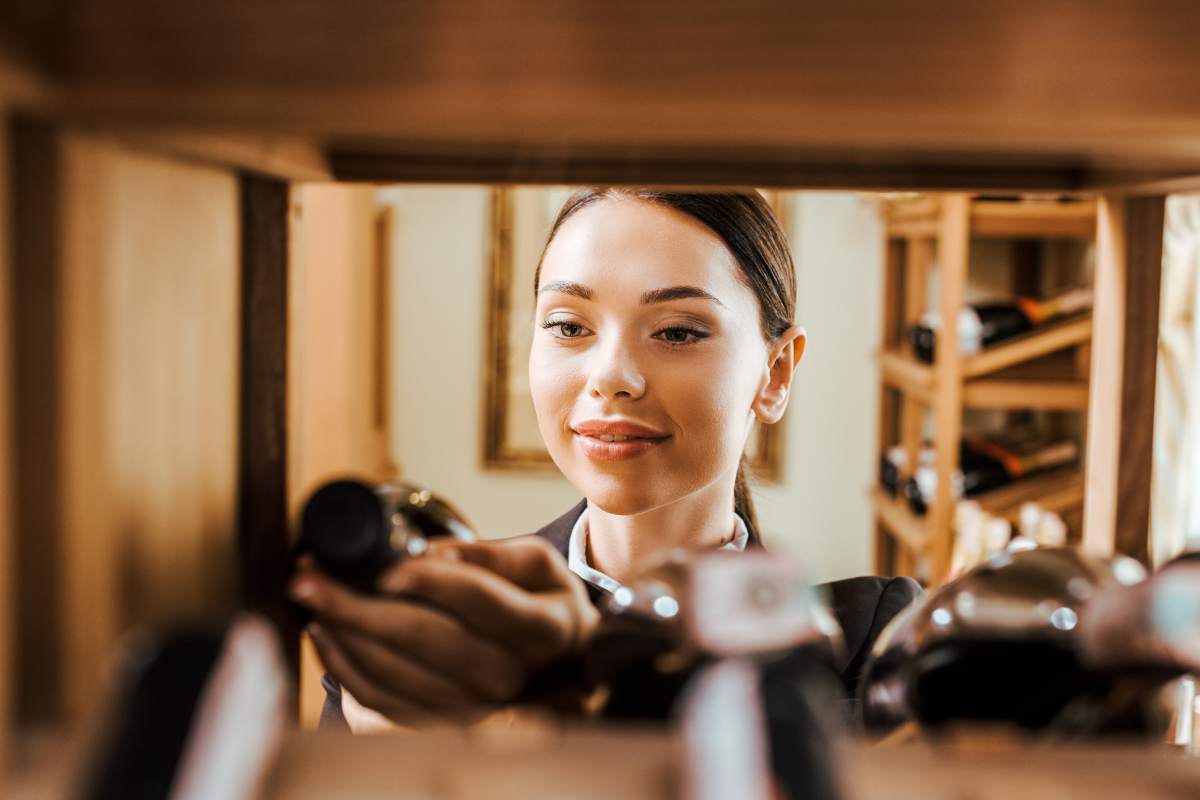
[{"left": 873, "top": 195, "right": 1098, "bottom": 584}]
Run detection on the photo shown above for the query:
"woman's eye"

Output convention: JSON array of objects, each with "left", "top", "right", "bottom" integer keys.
[
  {"left": 655, "top": 327, "right": 707, "bottom": 345},
  {"left": 542, "top": 320, "right": 591, "bottom": 339}
]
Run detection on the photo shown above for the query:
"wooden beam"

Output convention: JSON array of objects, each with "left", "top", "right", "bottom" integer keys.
[
  {"left": 106, "top": 129, "right": 332, "bottom": 182},
  {"left": 328, "top": 146, "right": 1088, "bottom": 192},
  {"left": 875, "top": 238, "right": 904, "bottom": 575},
  {"left": 0, "top": 110, "right": 10, "bottom": 769},
  {"left": 1083, "top": 196, "right": 1165, "bottom": 564},
  {"left": 237, "top": 174, "right": 298, "bottom": 677},
  {"left": 8, "top": 115, "right": 66, "bottom": 725},
  {"left": 930, "top": 194, "right": 970, "bottom": 583}
]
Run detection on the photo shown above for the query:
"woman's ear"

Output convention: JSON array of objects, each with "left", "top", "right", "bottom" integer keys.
[{"left": 753, "top": 326, "right": 806, "bottom": 425}]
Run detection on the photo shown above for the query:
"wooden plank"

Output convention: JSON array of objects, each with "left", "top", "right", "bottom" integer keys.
[
  {"left": 13, "top": 3, "right": 1199, "bottom": 183},
  {"left": 887, "top": 196, "right": 941, "bottom": 224},
  {"left": 0, "top": 111, "right": 16, "bottom": 765},
  {"left": 975, "top": 467, "right": 1084, "bottom": 521},
  {"left": 970, "top": 200, "right": 1097, "bottom": 239},
  {"left": 962, "top": 379, "right": 1090, "bottom": 410},
  {"left": 331, "top": 146, "right": 1088, "bottom": 192},
  {"left": 1083, "top": 196, "right": 1165, "bottom": 564},
  {"left": 930, "top": 194, "right": 970, "bottom": 583},
  {"left": 878, "top": 350, "right": 935, "bottom": 401},
  {"left": 875, "top": 238, "right": 905, "bottom": 574},
  {"left": 874, "top": 489, "right": 930, "bottom": 555},
  {"left": 897, "top": 236, "right": 931, "bottom": 577},
  {"left": 9, "top": 115, "right": 66, "bottom": 725},
  {"left": 238, "top": 174, "right": 299, "bottom": 679},
  {"left": 962, "top": 317, "right": 1093, "bottom": 378},
  {"left": 103, "top": 129, "right": 332, "bottom": 182}
]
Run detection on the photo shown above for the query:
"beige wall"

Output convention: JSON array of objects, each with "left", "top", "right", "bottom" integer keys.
[
  {"left": 13, "top": 128, "right": 240, "bottom": 724},
  {"left": 380, "top": 186, "right": 884, "bottom": 583}
]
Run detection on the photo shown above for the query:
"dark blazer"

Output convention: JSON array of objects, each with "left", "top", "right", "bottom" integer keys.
[{"left": 321, "top": 500, "right": 922, "bottom": 728}]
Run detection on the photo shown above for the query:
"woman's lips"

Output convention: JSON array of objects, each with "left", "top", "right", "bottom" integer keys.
[
  {"left": 571, "top": 420, "right": 670, "bottom": 462},
  {"left": 574, "top": 433, "right": 667, "bottom": 461}
]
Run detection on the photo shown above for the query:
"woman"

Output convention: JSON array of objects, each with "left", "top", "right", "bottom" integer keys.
[{"left": 291, "top": 188, "right": 920, "bottom": 731}]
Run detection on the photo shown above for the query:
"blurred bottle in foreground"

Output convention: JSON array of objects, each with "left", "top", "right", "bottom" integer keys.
[{"left": 859, "top": 548, "right": 1200, "bottom": 740}]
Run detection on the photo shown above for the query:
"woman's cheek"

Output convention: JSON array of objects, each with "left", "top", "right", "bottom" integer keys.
[{"left": 529, "top": 345, "right": 580, "bottom": 446}]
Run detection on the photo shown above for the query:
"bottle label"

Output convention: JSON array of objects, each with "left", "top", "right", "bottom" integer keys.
[{"left": 1020, "top": 287, "right": 1094, "bottom": 325}]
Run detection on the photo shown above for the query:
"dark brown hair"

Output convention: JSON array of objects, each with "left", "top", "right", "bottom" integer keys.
[{"left": 534, "top": 188, "right": 797, "bottom": 542}]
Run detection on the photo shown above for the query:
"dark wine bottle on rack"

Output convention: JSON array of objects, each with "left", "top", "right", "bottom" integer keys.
[
  {"left": 296, "top": 478, "right": 475, "bottom": 594},
  {"left": 903, "top": 434, "right": 1078, "bottom": 515},
  {"left": 909, "top": 286, "right": 1093, "bottom": 363},
  {"left": 859, "top": 548, "right": 1200, "bottom": 738},
  {"left": 584, "top": 550, "right": 848, "bottom": 800}
]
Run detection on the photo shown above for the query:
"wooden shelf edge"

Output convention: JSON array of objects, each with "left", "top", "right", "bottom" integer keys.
[
  {"left": 963, "top": 316, "right": 1092, "bottom": 378},
  {"left": 878, "top": 349, "right": 934, "bottom": 401},
  {"left": 881, "top": 344, "right": 1090, "bottom": 410},
  {"left": 962, "top": 379, "right": 1090, "bottom": 410},
  {"left": 973, "top": 467, "right": 1084, "bottom": 520},
  {"left": 969, "top": 199, "right": 1098, "bottom": 239},
  {"left": 873, "top": 488, "right": 929, "bottom": 553}
]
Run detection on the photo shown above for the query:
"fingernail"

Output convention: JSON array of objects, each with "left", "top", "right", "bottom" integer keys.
[
  {"left": 289, "top": 576, "right": 322, "bottom": 606},
  {"left": 378, "top": 570, "right": 411, "bottom": 594}
]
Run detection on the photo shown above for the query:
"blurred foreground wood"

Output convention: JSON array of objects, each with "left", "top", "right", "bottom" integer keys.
[
  {"left": 265, "top": 730, "right": 1200, "bottom": 800},
  {"left": 6, "top": 725, "right": 1199, "bottom": 799},
  {"left": 267, "top": 730, "right": 1200, "bottom": 800}
]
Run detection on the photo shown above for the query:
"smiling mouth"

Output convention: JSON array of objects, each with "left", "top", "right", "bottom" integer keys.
[{"left": 572, "top": 432, "right": 669, "bottom": 461}]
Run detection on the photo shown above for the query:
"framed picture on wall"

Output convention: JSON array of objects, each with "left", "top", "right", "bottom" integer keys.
[{"left": 482, "top": 186, "right": 789, "bottom": 482}]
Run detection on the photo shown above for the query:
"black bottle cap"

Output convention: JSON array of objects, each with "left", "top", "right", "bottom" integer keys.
[{"left": 301, "top": 480, "right": 386, "bottom": 574}]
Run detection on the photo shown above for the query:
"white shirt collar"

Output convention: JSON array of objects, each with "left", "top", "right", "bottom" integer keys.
[{"left": 566, "top": 506, "right": 751, "bottom": 595}]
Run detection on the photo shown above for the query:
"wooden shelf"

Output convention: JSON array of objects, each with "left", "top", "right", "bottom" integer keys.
[
  {"left": 873, "top": 488, "right": 929, "bottom": 553},
  {"left": 879, "top": 322, "right": 1092, "bottom": 410},
  {"left": 974, "top": 466, "right": 1084, "bottom": 522},
  {"left": 885, "top": 196, "right": 1097, "bottom": 240},
  {"left": 963, "top": 316, "right": 1092, "bottom": 378},
  {"left": 875, "top": 467, "right": 1084, "bottom": 553},
  {"left": 961, "top": 379, "right": 1088, "bottom": 411},
  {"left": 875, "top": 193, "right": 1098, "bottom": 583},
  {"left": 969, "top": 199, "right": 1097, "bottom": 239}
]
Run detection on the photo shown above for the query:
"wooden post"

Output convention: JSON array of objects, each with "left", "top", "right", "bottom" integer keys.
[
  {"left": 1083, "top": 196, "right": 1165, "bottom": 564},
  {"left": 930, "top": 194, "right": 969, "bottom": 582},
  {"left": 237, "top": 174, "right": 298, "bottom": 677},
  {"left": 897, "top": 236, "right": 932, "bottom": 576},
  {"left": 875, "top": 238, "right": 904, "bottom": 574},
  {"left": 0, "top": 110, "right": 15, "bottom": 771}
]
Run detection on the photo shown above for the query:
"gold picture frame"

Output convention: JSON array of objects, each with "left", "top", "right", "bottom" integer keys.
[{"left": 483, "top": 187, "right": 789, "bottom": 482}]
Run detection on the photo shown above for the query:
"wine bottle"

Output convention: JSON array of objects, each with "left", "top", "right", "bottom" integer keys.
[
  {"left": 903, "top": 433, "right": 1079, "bottom": 515},
  {"left": 859, "top": 548, "right": 1200, "bottom": 738},
  {"left": 296, "top": 478, "right": 475, "bottom": 594},
  {"left": 587, "top": 550, "right": 848, "bottom": 800},
  {"left": 909, "top": 286, "right": 1093, "bottom": 363},
  {"left": 879, "top": 442, "right": 934, "bottom": 497}
]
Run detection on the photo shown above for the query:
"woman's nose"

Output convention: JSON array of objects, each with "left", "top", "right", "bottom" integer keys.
[{"left": 587, "top": 337, "right": 646, "bottom": 401}]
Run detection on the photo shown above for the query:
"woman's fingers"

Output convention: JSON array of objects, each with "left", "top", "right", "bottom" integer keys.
[
  {"left": 316, "top": 623, "right": 495, "bottom": 722},
  {"left": 290, "top": 572, "right": 525, "bottom": 703},
  {"left": 340, "top": 688, "right": 403, "bottom": 735},
  {"left": 376, "top": 556, "right": 582, "bottom": 663},
  {"left": 426, "top": 537, "right": 578, "bottom": 593},
  {"left": 307, "top": 623, "right": 443, "bottom": 728}
]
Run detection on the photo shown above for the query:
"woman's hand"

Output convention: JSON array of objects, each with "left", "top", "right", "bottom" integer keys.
[{"left": 290, "top": 537, "right": 598, "bottom": 727}]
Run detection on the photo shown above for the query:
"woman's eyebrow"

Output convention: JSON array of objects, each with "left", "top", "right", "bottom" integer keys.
[
  {"left": 536, "top": 281, "right": 724, "bottom": 307},
  {"left": 640, "top": 286, "right": 725, "bottom": 307},
  {"left": 537, "top": 280, "right": 593, "bottom": 299}
]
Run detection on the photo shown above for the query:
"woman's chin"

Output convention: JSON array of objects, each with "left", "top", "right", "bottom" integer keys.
[{"left": 573, "top": 475, "right": 669, "bottom": 517}]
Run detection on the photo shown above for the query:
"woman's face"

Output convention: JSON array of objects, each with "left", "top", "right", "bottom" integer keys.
[{"left": 529, "top": 197, "right": 774, "bottom": 516}]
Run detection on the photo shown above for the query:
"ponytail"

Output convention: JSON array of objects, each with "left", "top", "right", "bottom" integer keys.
[{"left": 733, "top": 455, "right": 763, "bottom": 546}]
